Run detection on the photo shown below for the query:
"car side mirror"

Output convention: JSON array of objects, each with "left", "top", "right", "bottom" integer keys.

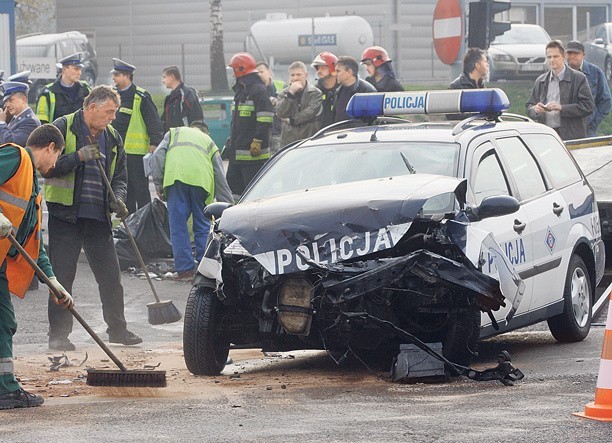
[
  {"left": 594, "top": 37, "right": 605, "bottom": 45},
  {"left": 204, "top": 202, "right": 232, "bottom": 219},
  {"left": 469, "top": 195, "right": 520, "bottom": 221}
]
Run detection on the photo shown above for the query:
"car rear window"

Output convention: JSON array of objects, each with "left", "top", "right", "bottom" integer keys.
[{"left": 242, "top": 141, "right": 459, "bottom": 202}]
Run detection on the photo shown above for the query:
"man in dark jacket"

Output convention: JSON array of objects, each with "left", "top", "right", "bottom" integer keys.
[
  {"left": 225, "top": 52, "right": 274, "bottom": 196},
  {"left": 160, "top": 65, "right": 204, "bottom": 132},
  {"left": 45, "top": 85, "right": 142, "bottom": 351},
  {"left": 111, "top": 58, "right": 164, "bottom": 213},
  {"left": 526, "top": 40, "right": 595, "bottom": 141},
  {"left": 361, "top": 46, "right": 404, "bottom": 92},
  {"left": 565, "top": 40, "right": 611, "bottom": 137},
  {"left": 447, "top": 48, "right": 488, "bottom": 120},
  {"left": 36, "top": 53, "right": 92, "bottom": 124},
  {"left": 449, "top": 48, "right": 488, "bottom": 90},
  {"left": 333, "top": 56, "right": 376, "bottom": 122},
  {"left": 311, "top": 51, "right": 339, "bottom": 129}
]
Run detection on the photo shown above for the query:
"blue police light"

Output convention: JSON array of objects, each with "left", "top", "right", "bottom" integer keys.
[{"left": 346, "top": 88, "right": 510, "bottom": 119}]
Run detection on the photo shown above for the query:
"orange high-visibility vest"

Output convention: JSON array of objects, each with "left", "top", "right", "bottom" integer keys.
[{"left": 0, "top": 143, "right": 41, "bottom": 298}]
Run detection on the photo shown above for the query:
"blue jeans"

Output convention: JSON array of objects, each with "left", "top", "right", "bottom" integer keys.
[{"left": 166, "top": 181, "right": 210, "bottom": 273}]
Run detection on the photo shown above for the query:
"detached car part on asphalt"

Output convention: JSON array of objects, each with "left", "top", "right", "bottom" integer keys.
[{"left": 183, "top": 89, "right": 605, "bottom": 381}]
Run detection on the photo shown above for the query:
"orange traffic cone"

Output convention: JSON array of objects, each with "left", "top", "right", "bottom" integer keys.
[{"left": 574, "top": 291, "right": 612, "bottom": 421}]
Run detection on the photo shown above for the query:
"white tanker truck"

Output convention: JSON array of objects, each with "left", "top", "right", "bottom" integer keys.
[{"left": 245, "top": 14, "right": 374, "bottom": 67}]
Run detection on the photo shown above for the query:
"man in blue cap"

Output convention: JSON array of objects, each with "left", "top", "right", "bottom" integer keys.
[
  {"left": 0, "top": 82, "right": 41, "bottom": 147},
  {"left": 2, "top": 71, "right": 33, "bottom": 125},
  {"left": 111, "top": 58, "right": 164, "bottom": 213},
  {"left": 35, "top": 53, "right": 92, "bottom": 124}
]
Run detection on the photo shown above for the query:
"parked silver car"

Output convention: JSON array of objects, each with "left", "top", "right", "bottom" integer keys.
[
  {"left": 488, "top": 24, "right": 551, "bottom": 81},
  {"left": 585, "top": 22, "right": 612, "bottom": 79}
]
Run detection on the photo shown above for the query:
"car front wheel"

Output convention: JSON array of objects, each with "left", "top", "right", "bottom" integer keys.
[
  {"left": 183, "top": 285, "right": 230, "bottom": 375},
  {"left": 547, "top": 255, "right": 592, "bottom": 342},
  {"left": 605, "top": 58, "right": 612, "bottom": 81}
]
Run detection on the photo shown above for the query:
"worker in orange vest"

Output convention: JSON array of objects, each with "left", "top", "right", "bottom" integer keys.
[{"left": 0, "top": 124, "right": 73, "bottom": 410}]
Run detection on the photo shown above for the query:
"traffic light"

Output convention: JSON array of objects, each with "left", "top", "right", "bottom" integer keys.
[
  {"left": 468, "top": 1, "right": 511, "bottom": 50},
  {"left": 489, "top": 0, "right": 511, "bottom": 44}
]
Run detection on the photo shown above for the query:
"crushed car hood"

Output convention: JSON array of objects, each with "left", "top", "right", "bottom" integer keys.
[{"left": 220, "top": 174, "right": 467, "bottom": 274}]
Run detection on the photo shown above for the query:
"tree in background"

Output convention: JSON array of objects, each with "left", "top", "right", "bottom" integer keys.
[
  {"left": 210, "top": 0, "right": 229, "bottom": 93},
  {"left": 15, "top": 0, "right": 56, "bottom": 35}
]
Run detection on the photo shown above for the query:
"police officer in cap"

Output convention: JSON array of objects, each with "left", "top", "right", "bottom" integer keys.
[
  {"left": 2, "top": 71, "right": 34, "bottom": 124},
  {"left": 36, "top": 53, "right": 92, "bottom": 124},
  {"left": 110, "top": 58, "right": 164, "bottom": 213},
  {"left": 0, "top": 82, "right": 41, "bottom": 147}
]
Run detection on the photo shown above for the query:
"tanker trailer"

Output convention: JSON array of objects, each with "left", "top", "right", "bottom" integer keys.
[{"left": 246, "top": 14, "right": 374, "bottom": 65}]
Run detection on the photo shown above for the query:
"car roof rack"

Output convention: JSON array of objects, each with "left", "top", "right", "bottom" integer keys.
[
  {"left": 451, "top": 112, "right": 532, "bottom": 136},
  {"left": 310, "top": 116, "right": 409, "bottom": 140}
]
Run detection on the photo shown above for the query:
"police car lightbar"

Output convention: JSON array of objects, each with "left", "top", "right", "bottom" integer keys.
[{"left": 346, "top": 88, "right": 510, "bottom": 119}]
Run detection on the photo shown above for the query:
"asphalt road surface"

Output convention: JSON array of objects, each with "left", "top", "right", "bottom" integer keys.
[{"left": 3, "top": 253, "right": 611, "bottom": 442}]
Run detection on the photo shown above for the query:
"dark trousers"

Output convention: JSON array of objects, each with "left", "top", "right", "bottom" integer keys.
[
  {"left": 226, "top": 160, "right": 267, "bottom": 196},
  {"left": 126, "top": 154, "right": 151, "bottom": 214},
  {"left": 47, "top": 216, "right": 127, "bottom": 339}
]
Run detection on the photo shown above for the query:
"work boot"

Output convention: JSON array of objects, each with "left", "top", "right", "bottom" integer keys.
[
  {"left": 49, "top": 336, "right": 76, "bottom": 351},
  {"left": 0, "top": 388, "right": 44, "bottom": 410},
  {"left": 108, "top": 329, "right": 143, "bottom": 345},
  {"left": 172, "top": 269, "right": 195, "bottom": 282}
]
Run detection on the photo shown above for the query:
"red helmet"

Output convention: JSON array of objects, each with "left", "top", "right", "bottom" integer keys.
[
  {"left": 228, "top": 52, "right": 258, "bottom": 78},
  {"left": 311, "top": 51, "right": 338, "bottom": 75},
  {"left": 361, "top": 46, "right": 391, "bottom": 67}
]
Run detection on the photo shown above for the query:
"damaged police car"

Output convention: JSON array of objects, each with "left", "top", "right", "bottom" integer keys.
[{"left": 183, "top": 89, "right": 605, "bottom": 376}]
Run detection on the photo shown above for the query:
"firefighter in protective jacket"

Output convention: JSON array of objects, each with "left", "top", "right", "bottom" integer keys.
[{"left": 225, "top": 52, "right": 274, "bottom": 196}]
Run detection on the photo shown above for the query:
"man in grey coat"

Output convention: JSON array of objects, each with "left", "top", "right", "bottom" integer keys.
[
  {"left": 276, "top": 61, "right": 322, "bottom": 147},
  {"left": 526, "top": 40, "right": 595, "bottom": 141}
]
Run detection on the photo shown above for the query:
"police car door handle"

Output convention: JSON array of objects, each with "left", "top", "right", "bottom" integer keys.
[
  {"left": 513, "top": 219, "right": 526, "bottom": 234},
  {"left": 553, "top": 202, "right": 564, "bottom": 216}
]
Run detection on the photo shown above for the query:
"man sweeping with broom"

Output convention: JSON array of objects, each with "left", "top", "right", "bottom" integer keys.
[
  {"left": 44, "top": 85, "right": 142, "bottom": 351},
  {"left": 0, "top": 124, "right": 74, "bottom": 409}
]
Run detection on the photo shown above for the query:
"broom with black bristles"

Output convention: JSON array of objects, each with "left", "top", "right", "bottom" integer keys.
[
  {"left": 95, "top": 157, "right": 182, "bottom": 325},
  {"left": 7, "top": 232, "right": 166, "bottom": 387}
]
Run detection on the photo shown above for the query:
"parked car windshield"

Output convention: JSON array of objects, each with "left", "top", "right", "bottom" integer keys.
[
  {"left": 491, "top": 26, "right": 550, "bottom": 45},
  {"left": 242, "top": 141, "right": 460, "bottom": 202}
]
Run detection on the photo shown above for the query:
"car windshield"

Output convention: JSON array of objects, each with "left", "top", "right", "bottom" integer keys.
[
  {"left": 241, "top": 141, "right": 460, "bottom": 202},
  {"left": 491, "top": 26, "right": 550, "bottom": 45}
]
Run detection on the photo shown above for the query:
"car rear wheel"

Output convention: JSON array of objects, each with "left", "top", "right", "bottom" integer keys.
[
  {"left": 183, "top": 285, "right": 230, "bottom": 375},
  {"left": 547, "top": 255, "right": 592, "bottom": 342},
  {"left": 606, "top": 58, "right": 612, "bottom": 81}
]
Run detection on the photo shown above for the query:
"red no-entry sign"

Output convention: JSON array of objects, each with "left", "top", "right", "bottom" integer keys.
[{"left": 433, "top": 0, "right": 463, "bottom": 65}]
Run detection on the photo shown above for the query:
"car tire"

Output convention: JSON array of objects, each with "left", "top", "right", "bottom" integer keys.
[
  {"left": 443, "top": 307, "right": 480, "bottom": 367},
  {"left": 183, "top": 285, "right": 230, "bottom": 375},
  {"left": 547, "top": 255, "right": 592, "bottom": 342},
  {"left": 606, "top": 58, "right": 612, "bottom": 81}
]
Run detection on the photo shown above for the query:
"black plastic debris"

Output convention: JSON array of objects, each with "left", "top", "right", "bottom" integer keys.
[{"left": 114, "top": 199, "right": 173, "bottom": 270}]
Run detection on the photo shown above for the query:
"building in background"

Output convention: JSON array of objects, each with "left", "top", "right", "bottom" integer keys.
[{"left": 52, "top": 0, "right": 611, "bottom": 94}]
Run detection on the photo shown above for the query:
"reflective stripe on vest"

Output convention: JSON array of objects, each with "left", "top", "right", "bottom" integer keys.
[
  {"left": 36, "top": 81, "right": 91, "bottom": 123},
  {"left": 44, "top": 112, "right": 119, "bottom": 206},
  {"left": 122, "top": 87, "right": 150, "bottom": 155},
  {"left": 36, "top": 82, "right": 55, "bottom": 123},
  {"left": 163, "top": 127, "right": 217, "bottom": 205},
  {"left": 0, "top": 143, "right": 40, "bottom": 298}
]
